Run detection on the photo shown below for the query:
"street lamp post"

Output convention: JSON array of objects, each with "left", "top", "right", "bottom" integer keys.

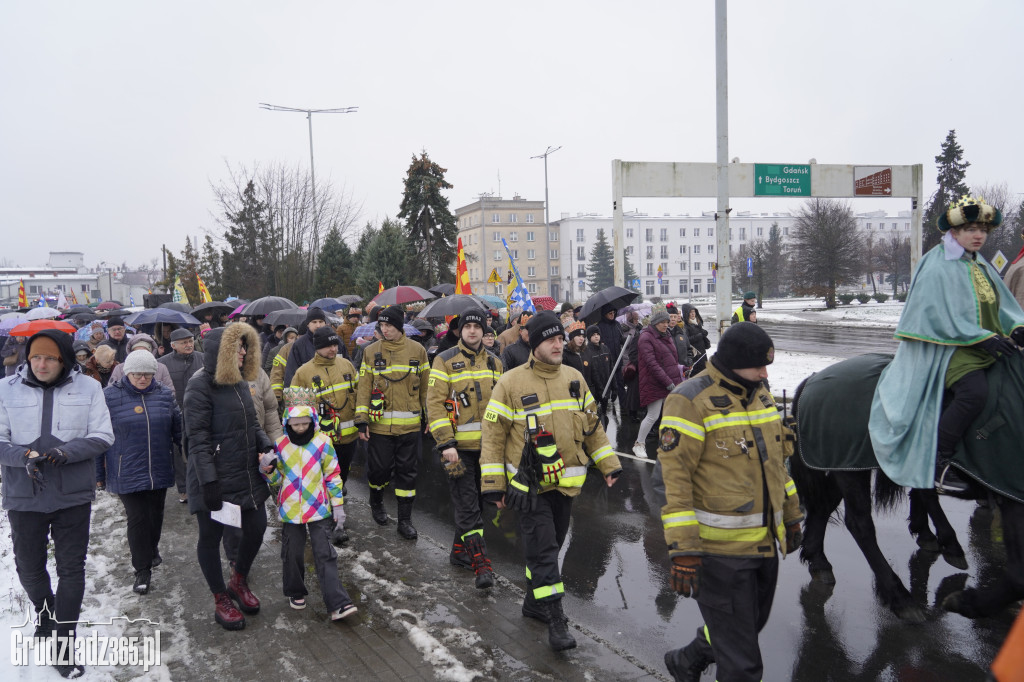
[
  {"left": 258, "top": 102, "right": 358, "bottom": 261},
  {"left": 531, "top": 145, "right": 562, "bottom": 227}
]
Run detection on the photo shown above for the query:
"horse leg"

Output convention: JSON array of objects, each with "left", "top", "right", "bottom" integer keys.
[
  {"left": 920, "top": 488, "right": 968, "bottom": 569},
  {"left": 907, "top": 489, "right": 940, "bottom": 552},
  {"left": 836, "top": 473, "right": 927, "bottom": 623},
  {"left": 801, "top": 475, "right": 842, "bottom": 584}
]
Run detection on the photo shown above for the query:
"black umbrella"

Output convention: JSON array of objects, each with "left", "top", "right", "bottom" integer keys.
[
  {"left": 428, "top": 283, "right": 456, "bottom": 297},
  {"left": 241, "top": 296, "right": 299, "bottom": 316},
  {"left": 72, "top": 312, "right": 97, "bottom": 323},
  {"left": 417, "top": 294, "right": 494, "bottom": 318},
  {"left": 65, "top": 306, "right": 94, "bottom": 315},
  {"left": 336, "top": 294, "right": 363, "bottom": 304},
  {"left": 126, "top": 309, "right": 202, "bottom": 326},
  {"left": 191, "top": 301, "right": 235, "bottom": 318},
  {"left": 262, "top": 309, "right": 309, "bottom": 328},
  {"left": 578, "top": 286, "right": 640, "bottom": 324},
  {"left": 158, "top": 301, "right": 193, "bottom": 313}
]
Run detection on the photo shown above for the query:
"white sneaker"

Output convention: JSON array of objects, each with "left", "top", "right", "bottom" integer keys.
[
  {"left": 632, "top": 442, "right": 648, "bottom": 459},
  {"left": 330, "top": 604, "right": 358, "bottom": 621}
]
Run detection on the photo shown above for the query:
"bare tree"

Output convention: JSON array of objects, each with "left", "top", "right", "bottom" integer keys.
[
  {"left": 877, "top": 235, "right": 911, "bottom": 296},
  {"left": 969, "top": 182, "right": 1021, "bottom": 267},
  {"left": 790, "top": 199, "right": 864, "bottom": 308}
]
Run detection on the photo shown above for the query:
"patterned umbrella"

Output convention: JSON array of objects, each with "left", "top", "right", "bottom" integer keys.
[{"left": 371, "top": 286, "right": 435, "bottom": 306}]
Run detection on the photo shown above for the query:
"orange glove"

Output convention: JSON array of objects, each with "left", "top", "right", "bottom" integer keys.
[{"left": 670, "top": 556, "right": 701, "bottom": 598}]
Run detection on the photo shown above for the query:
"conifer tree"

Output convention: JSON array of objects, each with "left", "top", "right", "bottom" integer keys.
[
  {"left": 313, "top": 226, "right": 354, "bottom": 297},
  {"left": 585, "top": 228, "right": 615, "bottom": 292},
  {"left": 397, "top": 151, "right": 457, "bottom": 287},
  {"left": 923, "top": 130, "right": 971, "bottom": 251}
]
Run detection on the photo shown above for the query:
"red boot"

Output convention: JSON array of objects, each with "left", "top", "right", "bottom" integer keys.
[
  {"left": 214, "top": 592, "right": 245, "bottom": 631},
  {"left": 227, "top": 571, "right": 260, "bottom": 614}
]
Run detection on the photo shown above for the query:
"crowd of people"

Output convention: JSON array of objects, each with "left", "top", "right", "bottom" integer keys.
[{"left": 2, "top": 194, "right": 1022, "bottom": 681}]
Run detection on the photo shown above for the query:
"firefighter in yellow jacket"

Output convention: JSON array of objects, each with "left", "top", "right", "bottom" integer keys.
[
  {"left": 269, "top": 339, "right": 295, "bottom": 407},
  {"left": 659, "top": 322, "right": 802, "bottom": 682},
  {"left": 427, "top": 308, "right": 503, "bottom": 589},
  {"left": 480, "top": 311, "right": 622, "bottom": 652},
  {"left": 355, "top": 306, "right": 428, "bottom": 540},
  {"left": 291, "top": 327, "right": 359, "bottom": 544}
]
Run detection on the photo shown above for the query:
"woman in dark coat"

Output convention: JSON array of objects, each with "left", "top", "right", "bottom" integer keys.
[
  {"left": 184, "top": 323, "right": 273, "bottom": 631},
  {"left": 632, "top": 311, "right": 683, "bottom": 459},
  {"left": 681, "top": 303, "right": 711, "bottom": 375},
  {"left": 99, "top": 349, "right": 182, "bottom": 595},
  {"left": 621, "top": 311, "right": 644, "bottom": 420}
]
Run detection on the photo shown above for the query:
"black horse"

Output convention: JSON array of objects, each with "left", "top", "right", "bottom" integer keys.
[{"left": 790, "top": 352, "right": 1024, "bottom": 623}]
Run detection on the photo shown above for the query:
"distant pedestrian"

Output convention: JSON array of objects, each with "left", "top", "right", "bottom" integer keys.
[
  {"left": 83, "top": 344, "right": 118, "bottom": 388},
  {"left": 632, "top": 309, "right": 683, "bottom": 459},
  {"left": 499, "top": 320, "right": 532, "bottom": 372},
  {"left": 72, "top": 341, "right": 92, "bottom": 370},
  {"left": 99, "top": 316, "right": 131, "bottom": 362},
  {"left": 580, "top": 325, "right": 612, "bottom": 418},
  {"left": 99, "top": 349, "right": 181, "bottom": 595},
  {"left": 108, "top": 333, "right": 174, "bottom": 395},
  {"left": 2, "top": 334, "right": 28, "bottom": 377},
  {"left": 159, "top": 328, "right": 205, "bottom": 503},
  {"left": 731, "top": 292, "right": 757, "bottom": 324},
  {"left": 681, "top": 304, "right": 711, "bottom": 375}
]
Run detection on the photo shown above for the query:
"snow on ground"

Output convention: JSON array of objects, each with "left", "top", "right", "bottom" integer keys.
[
  {"left": 661, "top": 295, "right": 904, "bottom": 329},
  {"left": 761, "top": 350, "right": 845, "bottom": 399}
]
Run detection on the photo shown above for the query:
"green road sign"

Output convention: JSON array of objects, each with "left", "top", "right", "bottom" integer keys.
[{"left": 754, "top": 164, "right": 811, "bottom": 196}]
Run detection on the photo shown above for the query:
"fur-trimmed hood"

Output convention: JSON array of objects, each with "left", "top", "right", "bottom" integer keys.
[{"left": 202, "top": 323, "right": 261, "bottom": 385}]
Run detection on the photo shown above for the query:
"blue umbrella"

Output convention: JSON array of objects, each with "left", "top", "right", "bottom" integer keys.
[
  {"left": 351, "top": 322, "right": 421, "bottom": 339},
  {"left": 478, "top": 295, "right": 508, "bottom": 309},
  {"left": 308, "top": 298, "right": 348, "bottom": 313},
  {"left": 124, "top": 309, "right": 202, "bottom": 327}
]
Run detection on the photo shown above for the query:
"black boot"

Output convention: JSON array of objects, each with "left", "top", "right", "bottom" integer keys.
[
  {"left": 522, "top": 581, "right": 550, "bottom": 623},
  {"left": 369, "top": 487, "right": 388, "bottom": 526},
  {"left": 33, "top": 600, "right": 54, "bottom": 640},
  {"left": 396, "top": 499, "right": 417, "bottom": 540},
  {"left": 449, "top": 533, "right": 473, "bottom": 570},
  {"left": 543, "top": 599, "right": 576, "bottom": 651},
  {"left": 935, "top": 452, "right": 969, "bottom": 495},
  {"left": 664, "top": 628, "right": 715, "bottom": 682},
  {"left": 331, "top": 523, "right": 350, "bottom": 547},
  {"left": 465, "top": 534, "right": 494, "bottom": 589}
]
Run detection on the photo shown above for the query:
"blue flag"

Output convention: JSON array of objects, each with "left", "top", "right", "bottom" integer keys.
[{"left": 501, "top": 239, "right": 535, "bottom": 314}]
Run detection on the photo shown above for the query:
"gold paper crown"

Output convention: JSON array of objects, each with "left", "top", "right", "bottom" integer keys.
[{"left": 282, "top": 387, "right": 317, "bottom": 411}]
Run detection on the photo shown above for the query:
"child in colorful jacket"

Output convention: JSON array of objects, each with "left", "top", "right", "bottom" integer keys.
[{"left": 259, "top": 390, "right": 357, "bottom": 621}]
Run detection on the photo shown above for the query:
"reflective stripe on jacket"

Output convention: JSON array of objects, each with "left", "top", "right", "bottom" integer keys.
[
  {"left": 354, "top": 336, "right": 428, "bottom": 436},
  {"left": 427, "top": 341, "right": 503, "bottom": 451}
]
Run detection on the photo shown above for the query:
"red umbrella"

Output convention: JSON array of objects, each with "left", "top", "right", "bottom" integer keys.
[
  {"left": 96, "top": 302, "right": 122, "bottom": 311},
  {"left": 532, "top": 296, "right": 557, "bottom": 311},
  {"left": 10, "top": 320, "right": 77, "bottom": 336},
  {"left": 371, "top": 285, "right": 435, "bottom": 306}
]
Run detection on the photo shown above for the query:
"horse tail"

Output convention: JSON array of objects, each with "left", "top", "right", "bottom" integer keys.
[{"left": 873, "top": 467, "right": 905, "bottom": 514}]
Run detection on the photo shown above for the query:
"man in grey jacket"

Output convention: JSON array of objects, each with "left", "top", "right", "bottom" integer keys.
[
  {"left": 159, "top": 328, "right": 205, "bottom": 502},
  {"left": 0, "top": 329, "right": 114, "bottom": 679}
]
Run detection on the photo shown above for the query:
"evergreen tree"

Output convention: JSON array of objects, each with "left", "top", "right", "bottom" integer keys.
[
  {"left": 354, "top": 219, "right": 411, "bottom": 299},
  {"left": 397, "top": 151, "right": 458, "bottom": 287},
  {"left": 790, "top": 199, "right": 864, "bottom": 308},
  {"left": 199, "top": 235, "right": 223, "bottom": 301},
  {"left": 313, "top": 226, "right": 354, "bottom": 298},
  {"left": 624, "top": 251, "right": 639, "bottom": 293},
  {"left": 177, "top": 237, "right": 201, "bottom": 303},
  {"left": 586, "top": 228, "right": 615, "bottom": 293},
  {"left": 220, "top": 180, "right": 273, "bottom": 298},
  {"left": 923, "top": 130, "right": 971, "bottom": 251}
]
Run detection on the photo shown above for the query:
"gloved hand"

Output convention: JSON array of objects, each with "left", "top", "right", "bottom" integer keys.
[
  {"left": 368, "top": 389, "right": 385, "bottom": 422},
  {"left": 503, "top": 477, "right": 535, "bottom": 512},
  {"left": 782, "top": 415, "right": 797, "bottom": 431},
  {"left": 786, "top": 522, "right": 803, "bottom": 553},
  {"left": 535, "top": 430, "right": 564, "bottom": 485},
  {"left": 977, "top": 335, "right": 1017, "bottom": 358},
  {"left": 1012, "top": 327, "right": 1024, "bottom": 348},
  {"left": 333, "top": 504, "right": 346, "bottom": 529},
  {"left": 42, "top": 448, "right": 69, "bottom": 466},
  {"left": 319, "top": 414, "right": 339, "bottom": 435},
  {"left": 202, "top": 481, "right": 223, "bottom": 511},
  {"left": 259, "top": 451, "right": 277, "bottom": 470},
  {"left": 25, "top": 451, "right": 46, "bottom": 488},
  {"left": 670, "top": 556, "right": 702, "bottom": 598}
]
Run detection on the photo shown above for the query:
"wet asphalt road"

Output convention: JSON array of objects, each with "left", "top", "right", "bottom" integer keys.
[{"left": 392, "top": 322, "right": 1011, "bottom": 681}]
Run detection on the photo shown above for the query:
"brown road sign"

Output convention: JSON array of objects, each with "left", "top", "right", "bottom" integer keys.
[{"left": 854, "top": 166, "right": 893, "bottom": 196}]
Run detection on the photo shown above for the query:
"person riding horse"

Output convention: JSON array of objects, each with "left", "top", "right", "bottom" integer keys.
[{"left": 869, "top": 196, "right": 1024, "bottom": 495}]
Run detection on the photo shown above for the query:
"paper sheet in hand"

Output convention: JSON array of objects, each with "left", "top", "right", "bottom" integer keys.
[{"left": 210, "top": 501, "right": 242, "bottom": 528}]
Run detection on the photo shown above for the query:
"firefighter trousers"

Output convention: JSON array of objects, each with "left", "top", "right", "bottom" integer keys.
[
  {"left": 367, "top": 431, "right": 419, "bottom": 499},
  {"left": 695, "top": 555, "right": 779, "bottom": 682},
  {"left": 448, "top": 450, "right": 483, "bottom": 538},
  {"left": 518, "top": 491, "right": 573, "bottom": 602}
]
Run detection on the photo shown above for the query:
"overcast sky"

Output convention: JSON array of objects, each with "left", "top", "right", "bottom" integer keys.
[{"left": 2, "top": 0, "right": 1021, "bottom": 269}]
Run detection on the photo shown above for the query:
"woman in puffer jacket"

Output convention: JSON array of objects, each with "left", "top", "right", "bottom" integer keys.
[
  {"left": 631, "top": 310, "right": 683, "bottom": 459},
  {"left": 184, "top": 323, "right": 274, "bottom": 631},
  {"left": 99, "top": 349, "right": 182, "bottom": 596},
  {"left": 108, "top": 333, "right": 175, "bottom": 395}
]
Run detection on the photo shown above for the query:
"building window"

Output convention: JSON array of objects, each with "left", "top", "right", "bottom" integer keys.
[
  {"left": 646, "top": 246, "right": 654, "bottom": 259},
  {"left": 707, "top": 227, "right": 714, "bottom": 237},
  {"left": 660, "top": 246, "right": 668, "bottom": 259},
  {"left": 866, "top": 223, "right": 872, "bottom": 229},
  {"left": 527, "top": 266, "right": 536, "bottom": 277},
  {"left": 660, "top": 282, "right": 669, "bottom": 295},
  {"left": 904, "top": 223, "right": 910, "bottom": 231},
  {"left": 527, "top": 249, "right": 536, "bottom": 260},
  {"left": 550, "top": 265, "right": 559, "bottom": 276},
  {"left": 679, "top": 279, "right": 688, "bottom": 294},
  {"left": 578, "top": 264, "right": 586, "bottom": 278},
  {"left": 81, "top": 284, "right": 88, "bottom": 292},
  {"left": 511, "top": 250, "right": 518, "bottom": 259},
  {"left": 549, "top": 230, "right": 558, "bottom": 241},
  {"left": 550, "top": 249, "right": 559, "bottom": 259},
  {"left": 708, "top": 262, "right": 715, "bottom": 271},
  {"left": 707, "top": 279, "right": 716, "bottom": 293},
  {"left": 576, "top": 229, "right": 585, "bottom": 242},
  {"left": 783, "top": 227, "right": 789, "bottom": 236},
  {"left": 526, "top": 214, "right": 535, "bottom": 223},
  {"left": 693, "top": 245, "right": 701, "bottom": 254},
  {"left": 627, "top": 228, "right": 634, "bottom": 238},
  {"left": 494, "top": 250, "right": 502, "bottom": 261},
  {"left": 495, "top": 283, "right": 504, "bottom": 295},
  {"left": 625, "top": 246, "right": 634, "bottom": 256},
  {"left": 528, "top": 282, "right": 537, "bottom": 293},
  {"left": 492, "top": 213, "right": 500, "bottom": 224},
  {"left": 645, "top": 280, "right": 655, "bottom": 295},
  {"left": 739, "top": 228, "right": 746, "bottom": 240},
  {"left": 577, "top": 246, "right": 585, "bottom": 260},
  {"left": 680, "top": 261, "right": 687, "bottom": 270},
  {"left": 757, "top": 227, "right": 764, "bottom": 236},
  {"left": 646, "top": 263, "right": 654, "bottom": 275},
  {"left": 29, "top": 285, "right": 39, "bottom": 294},
  {"left": 493, "top": 231, "right": 501, "bottom": 242},
  {"left": 526, "top": 231, "right": 535, "bottom": 242},
  {"left": 708, "top": 245, "right": 714, "bottom": 253},
  {"left": 660, "top": 228, "right": 668, "bottom": 242},
  {"left": 694, "top": 228, "right": 700, "bottom": 237},
  {"left": 680, "top": 245, "right": 687, "bottom": 254},
  {"left": 509, "top": 232, "right": 518, "bottom": 242},
  {"left": 694, "top": 262, "right": 701, "bottom": 271},
  {"left": 693, "top": 280, "right": 701, "bottom": 294},
  {"left": 679, "top": 228, "right": 686, "bottom": 237},
  {"left": 509, "top": 214, "right": 517, "bottom": 223},
  {"left": 645, "top": 228, "right": 653, "bottom": 243}
]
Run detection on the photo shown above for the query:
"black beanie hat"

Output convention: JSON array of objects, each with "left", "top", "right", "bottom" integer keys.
[
  {"left": 305, "top": 307, "right": 327, "bottom": 325},
  {"left": 313, "top": 326, "right": 340, "bottom": 350},
  {"left": 459, "top": 308, "right": 486, "bottom": 330},
  {"left": 714, "top": 322, "right": 775, "bottom": 370},
  {"left": 526, "top": 311, "right": 564, "bottom": 350},
  {"left": 377, "top": 306, "right": 404, "bottom": 329},
  {"left": 586, "top": 324, "right": 600, "bottom": 338},
  {"left": 106, "top": 316, "right": 125, "bottom": 329}
]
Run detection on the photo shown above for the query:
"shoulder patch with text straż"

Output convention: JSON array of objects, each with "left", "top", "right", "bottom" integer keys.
[
  {"left": 452, "top": 361, "right": 466, "bottom": 370},
  {"left": 710, "top": 395, "right": 732, "bottom": 408}
]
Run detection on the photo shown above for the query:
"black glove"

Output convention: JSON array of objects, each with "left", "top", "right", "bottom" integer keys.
[
  {"left": 42, "top": 448, "right": 68, "bottom": 467},
  {"left": 25, "top": 451, "right": 45, "bottom": 488},
  {"left": 786, "top": 522, "right": 803, "bottom": 553},
  {"left": 503, "top": 477, "right": 536, "bottom": 512},
  {"left": 976, "top": 335, "right": 1017, "bottom": 358},
  {"left": 670, "top": 556, "right": 701, "bottom": 598},
  {"left": 1012, "top": 327, "right": 1024, "bottom": 348},
  {"left": 202, "top": 481, "right": 223, "bottom": 511}
]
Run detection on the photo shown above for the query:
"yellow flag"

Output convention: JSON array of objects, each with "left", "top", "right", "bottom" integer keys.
[
  {"left": 196, "top": 274, "right": 213, "bottom": 303},
  {"left": 173, "top": 276, "right": 191, "bottom": 305}
]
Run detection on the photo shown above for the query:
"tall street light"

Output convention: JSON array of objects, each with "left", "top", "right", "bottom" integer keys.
[
  {"left": 259, "top": 102, "right": 358, "bottom": 259},
  {"left": 531, "top": 145, "right": 562, "bottom": 226}
]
